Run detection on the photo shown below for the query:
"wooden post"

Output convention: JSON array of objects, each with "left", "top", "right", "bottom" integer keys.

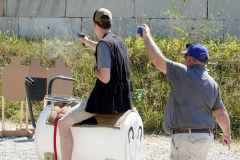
[
  {"left": 20, "top": 101, "right": 24, "bottom": 129},
  {"left": 1, "top": 96, "right": 5, "bottom": 138},
  {"left": 2, "top": 96, "right": 5, "bottom": 131},
  {"left": 26, "top": 99, "right": 29, "bottom": 131},
  {"left": 44, "top": 100, "right": 47, "bottom": 108}
]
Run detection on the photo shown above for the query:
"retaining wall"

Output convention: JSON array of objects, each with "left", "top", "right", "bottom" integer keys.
[{"left": 0, "top": 0, "right": 239, "bottom": 40}]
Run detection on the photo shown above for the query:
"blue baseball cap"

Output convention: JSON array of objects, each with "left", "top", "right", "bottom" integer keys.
[{"left": 182, "top": 44, "right": 208, "bottom": 63}]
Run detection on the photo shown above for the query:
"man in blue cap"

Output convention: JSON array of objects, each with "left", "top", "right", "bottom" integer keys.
[{"left": 138, "top": 24, "right": 231, "bottom": 159}]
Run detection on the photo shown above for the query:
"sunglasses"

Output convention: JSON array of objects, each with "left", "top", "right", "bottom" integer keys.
[{"left": 184, "top": 54, "right": 191, "bottom": 59}]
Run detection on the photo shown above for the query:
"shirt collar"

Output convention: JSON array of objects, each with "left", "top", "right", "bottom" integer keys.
[{"left": 191, "top": 64, "right": 206, "bottom": 70}]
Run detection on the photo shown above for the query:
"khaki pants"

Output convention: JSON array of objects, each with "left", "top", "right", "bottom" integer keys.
[
  {"left": 170, "top": 133, "right": 214, "bottom": 160},
  {"left": 68, "top": 98, "right": 96, "bottom": 123}
]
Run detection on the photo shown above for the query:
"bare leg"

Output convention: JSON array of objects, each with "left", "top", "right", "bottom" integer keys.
[{"left": 58, "top": 113, "right": 75, "bottom": 160}]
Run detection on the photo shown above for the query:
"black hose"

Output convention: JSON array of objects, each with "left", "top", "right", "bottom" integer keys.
[{"left": 24, "top": 77, "right": 36, "bottom": 129}]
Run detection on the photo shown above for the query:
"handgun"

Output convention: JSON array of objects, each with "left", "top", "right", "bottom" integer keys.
[{"left": 78, "top": 32, "right": 86, "bottom": 46}]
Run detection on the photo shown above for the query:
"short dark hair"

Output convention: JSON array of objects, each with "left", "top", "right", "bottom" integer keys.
[
  {"left": 200, "top": 55, "right": 208, "bottom": 60},
  {"left": 192, "top": 55, "right": 208, "bottom": 63},
  {"left": 93, "top": 11, "right": 111, "bottom": 29}
]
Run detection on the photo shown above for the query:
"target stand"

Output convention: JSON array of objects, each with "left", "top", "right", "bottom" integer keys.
[
  {"left": 1, "top": 96, "right": 34, "bottom": 139},
  {"left": 1, "top": 57, "right": 72, "bottom": 139},
  {"left": 1, "top": 56, "right": 33, "bottom": 138}
]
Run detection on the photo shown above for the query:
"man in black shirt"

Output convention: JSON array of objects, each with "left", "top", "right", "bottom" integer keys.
[{"left": 58, "top": 8, "right": 133, "bottom": 160}]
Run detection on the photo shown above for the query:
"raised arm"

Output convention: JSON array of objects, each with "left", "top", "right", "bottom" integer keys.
[
  {"left": 213, "top": 108, "right": 231, "bottom": 150},
  {"left": 138, "top": 24, "right": 167, "bottom": 74}
]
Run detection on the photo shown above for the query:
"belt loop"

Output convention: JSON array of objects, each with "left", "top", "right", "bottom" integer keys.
[
  {"left": 209, "top": 129, "right": 211, "bottom": 136},
  {"left": 189, "top": 128, "right": 191, "bottom": 134}
]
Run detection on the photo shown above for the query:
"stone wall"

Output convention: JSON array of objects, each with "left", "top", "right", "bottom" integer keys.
[{"left": 0, "top": 0, "right": 239, "bottom": 40}]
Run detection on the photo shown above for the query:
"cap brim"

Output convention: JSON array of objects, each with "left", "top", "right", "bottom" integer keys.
[{"left": 182, "top": 50, "right": 187, "bottom": 54}]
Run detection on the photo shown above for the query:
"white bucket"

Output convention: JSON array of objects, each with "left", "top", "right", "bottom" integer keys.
[{"left": 34, "top": 105, "right": 143, "bottom": 160}]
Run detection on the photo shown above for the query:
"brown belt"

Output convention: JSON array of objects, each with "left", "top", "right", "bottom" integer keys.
[{"left": 173, "top": 129, "right": 214, "bottom": 134}]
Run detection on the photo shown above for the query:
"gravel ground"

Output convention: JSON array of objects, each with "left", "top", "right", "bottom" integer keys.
[
  {"left": 0, "top": 122, "right": 240, "bottom": 160},
  {"left": 142, "top": 135, "right": 240, "bottom": 160}
]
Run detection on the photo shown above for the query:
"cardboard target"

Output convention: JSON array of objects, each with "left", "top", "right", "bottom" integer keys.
[
  {"left": 47, "top": 59, "right": 73, "bottom": 96},
  {"left": 2, "top": 56, "right": 29, "bottom": 101},
  {"left": 29, "top": 58, "right": 48, "bottom": 101},
  {"left": 29, "top": 58, "right": 47, "bottom": 78}
]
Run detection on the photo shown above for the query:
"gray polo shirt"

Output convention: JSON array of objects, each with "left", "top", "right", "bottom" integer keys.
[{"left": 164, "top": 59, "right": 224, "bottom": 134}]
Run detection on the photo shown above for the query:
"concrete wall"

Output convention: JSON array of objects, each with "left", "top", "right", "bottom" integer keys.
[
  {"left": 0, "top": 0, "right": 3, "bottom": 17},
  {"left": 0, "top": 17, "right": 18, "bottom": 35},
  {"left": 19, "top": 18, "right": 81, "bottom": 39},
  {"left": 208, "top": 0, "right": 240, "bottom": 20},
  {"left": 0, "top": 0, "right": 239, "bottom": 40},
  {"left": 150, "top": 19, "right": 223, "bottom": 40},
  {"left": 4, "top": 0, "right": 66, "bottom": 17},
  {"left": 135, "top": 0, "right": 207, "bottom": 19},
  {"left": 67, "top": 0, "right": 134, "bottom": 18}
]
